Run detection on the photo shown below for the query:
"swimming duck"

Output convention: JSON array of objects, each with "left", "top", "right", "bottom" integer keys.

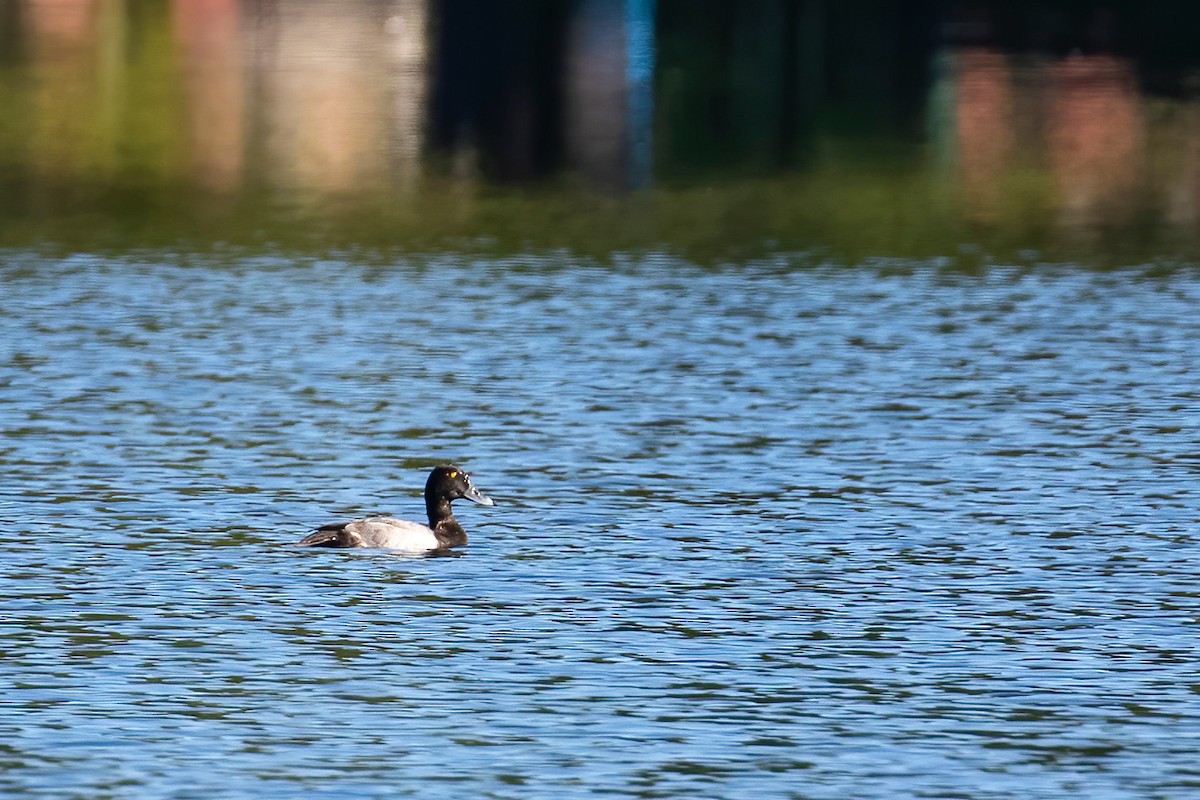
[{"left": 297, "top": 465, "right": 494, "bottom": 552}]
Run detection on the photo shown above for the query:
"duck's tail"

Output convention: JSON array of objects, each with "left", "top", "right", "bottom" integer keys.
[{"left": 296, "top": 522, "right": 349, "bottom": 547}]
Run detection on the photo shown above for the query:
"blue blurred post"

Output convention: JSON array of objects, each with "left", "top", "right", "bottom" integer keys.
[
  {"left": 566, "top": 0, "right": 656, "bottom": 191},
  {"left": 625, "top": 0, "right": 656, "bottom": 190}
]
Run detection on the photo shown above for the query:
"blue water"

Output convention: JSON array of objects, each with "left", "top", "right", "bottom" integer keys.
[{"left": 1, "top": 251, "right": 1198, "bottom": 799}]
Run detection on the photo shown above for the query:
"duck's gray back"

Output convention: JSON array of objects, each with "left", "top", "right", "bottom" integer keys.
[{"left": 297, "top": 516, "right": 440, "bottom": 551}]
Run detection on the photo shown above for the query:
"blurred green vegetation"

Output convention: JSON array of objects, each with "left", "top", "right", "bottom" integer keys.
[{"left": 4, "top": 169, "right": 1190, "bottom": 268}]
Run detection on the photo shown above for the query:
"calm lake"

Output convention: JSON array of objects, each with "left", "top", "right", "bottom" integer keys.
[{"left": 3, "top": 2, "right": 1200, "bottom": 799}]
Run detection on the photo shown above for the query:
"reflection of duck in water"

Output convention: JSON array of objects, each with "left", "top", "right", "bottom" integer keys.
[{"left": 297, "top": 465, "right": 494, "bottom": 553}]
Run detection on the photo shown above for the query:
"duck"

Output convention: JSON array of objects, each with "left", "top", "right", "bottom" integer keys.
[{"left": 296, "top": 465, "right": 494, "bottom": 552}]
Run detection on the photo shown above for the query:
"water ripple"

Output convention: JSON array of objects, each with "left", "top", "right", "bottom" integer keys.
[{"left": 0, "top": 254, "right": 1198, "bottom": 798}]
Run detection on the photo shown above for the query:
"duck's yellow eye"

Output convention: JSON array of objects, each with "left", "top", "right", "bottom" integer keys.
[{"left": 449, "top": 471, "right": 458, "bottom": 479}]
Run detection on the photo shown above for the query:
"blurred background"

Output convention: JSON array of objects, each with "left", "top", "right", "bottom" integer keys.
[{"left": 5, "top": 0, "right": 1200, "bottom": 260}]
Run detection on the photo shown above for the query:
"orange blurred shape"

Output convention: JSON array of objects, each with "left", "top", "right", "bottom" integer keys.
[{"left": 24, "top": 0, "right": 97, "bottom": 49}]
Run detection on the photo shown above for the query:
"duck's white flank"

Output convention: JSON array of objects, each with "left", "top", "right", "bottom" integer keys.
[{"left": 338, "top": 517, "right": 441, "bottom": 551}]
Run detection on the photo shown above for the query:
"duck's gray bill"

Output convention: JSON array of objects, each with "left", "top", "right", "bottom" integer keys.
[{"left": 465, "top": 486, "right": 495, "bottom": 507}]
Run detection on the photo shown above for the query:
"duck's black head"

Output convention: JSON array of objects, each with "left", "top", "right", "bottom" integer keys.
[{"left": 425, "top": 465, "right": 495, "bottom": 508}]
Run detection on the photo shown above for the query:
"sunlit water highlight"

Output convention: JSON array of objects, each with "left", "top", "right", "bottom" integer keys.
[{"left": 1, "top": 252, "right": 1198, "bottom": 799}]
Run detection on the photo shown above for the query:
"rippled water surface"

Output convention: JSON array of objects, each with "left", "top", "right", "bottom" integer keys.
[{"left": 2, "top": 252, "right": 1198, "bottom": 799}]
